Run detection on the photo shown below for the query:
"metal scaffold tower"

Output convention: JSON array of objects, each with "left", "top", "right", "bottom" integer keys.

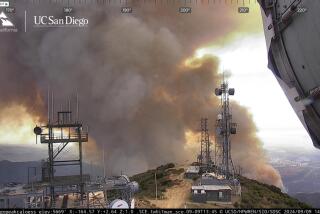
[
  {"left": 197, "top": 118, "right": 213, "bottom": 172},
  {"left": 215, "top": 79, "right": 237, "bottom": 179},
  {"left": 34, "top": 92, "right": 88, "bottom": 207}
]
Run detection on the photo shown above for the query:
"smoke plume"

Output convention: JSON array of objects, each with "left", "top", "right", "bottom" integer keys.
[{"left": 0, "top": 2, "right": 282, "bottom": 187}]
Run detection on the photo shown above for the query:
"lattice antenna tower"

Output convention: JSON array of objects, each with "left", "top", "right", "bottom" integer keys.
[
  {"left": 34, "top": 90, "right": 89, "bottom": 207},
  {"left": 214, "top": 76, "right": 237, "bottom": 179}
]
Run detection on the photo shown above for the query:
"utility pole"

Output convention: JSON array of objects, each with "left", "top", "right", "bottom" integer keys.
[{"left": 155, "top": 170, "right": 158, "bottom": 201}]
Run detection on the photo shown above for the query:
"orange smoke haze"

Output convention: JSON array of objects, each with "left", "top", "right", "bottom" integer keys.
[
  {"left": 0, "top": 105, "right": 41, "bottom": 145},
  {"left": 0, "top": 2, "right": 283, "bottom": 188},
  {"left": 180, "top": 56, "right": 283, "bottom": 188}
]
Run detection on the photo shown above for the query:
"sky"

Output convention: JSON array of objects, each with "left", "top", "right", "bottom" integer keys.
[
  {"left": 195, "top": 30, "right": 317, "bottom": 152},
  {"left": 0, "top": 1, "right": 318, "bottom": 164}
]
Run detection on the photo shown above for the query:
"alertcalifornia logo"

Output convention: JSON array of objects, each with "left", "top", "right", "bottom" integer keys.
[
  {"left": 33, "top": 15, "right": 89, "bottom": 28},
  {"left": 0, "top": 11, "right": 18, "bottom": 32}
]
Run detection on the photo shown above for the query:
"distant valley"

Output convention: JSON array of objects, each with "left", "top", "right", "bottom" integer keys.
[{"left": 267, "top": 146, "right": 320, "bottom": 208}]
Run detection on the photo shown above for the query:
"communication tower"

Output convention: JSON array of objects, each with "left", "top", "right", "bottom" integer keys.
[
  {"left": 215, "top": 80, "right": 237, "bottom": 179},
  {"left": 197, "top": 118, "right": 212, "bottom": 172},
  {"left": 34, "top": 92, "right": 89, "bottom": 207}
]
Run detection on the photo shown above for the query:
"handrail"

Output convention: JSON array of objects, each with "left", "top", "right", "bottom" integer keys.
[{"left": 41, "top": 133, "right": 88, "bottom": 140}]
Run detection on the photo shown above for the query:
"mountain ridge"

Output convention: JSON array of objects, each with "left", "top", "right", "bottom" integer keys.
[{"left": 130, "top": 163, "right": 311, "bottom": 208}]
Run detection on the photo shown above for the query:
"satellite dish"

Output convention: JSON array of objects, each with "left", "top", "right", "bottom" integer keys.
[
  {"left": 215, "top": 88, "right": 222, "bottom": 96},
  {"left": 33, "top": 126, "right": 42, "bottom": 135},
  {"left": 109, "top": 199, "right": 129, "bottom": 209},
  {"left": 119, "top": 175, "right": 130, "bottom": 183}
]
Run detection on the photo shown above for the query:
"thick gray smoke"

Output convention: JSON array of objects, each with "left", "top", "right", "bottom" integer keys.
[{"left": 0, "top": 2, "right": 282, "bottom": 187}]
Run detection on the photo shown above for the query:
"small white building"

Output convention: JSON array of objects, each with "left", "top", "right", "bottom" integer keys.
[
  {"left": 191, "top": 184, "right": 232, "bottom": 203},
  {"left": 185, "top": 166, "right": 200, "bottom": 179},
  {"left": 191, "top": 173, "right": 241, "bottom": 204}
]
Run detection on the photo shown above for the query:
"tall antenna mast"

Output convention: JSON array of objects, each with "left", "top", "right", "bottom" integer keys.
[
  {"left": 68, "top": 98, "right": 71, "bottom": 122},
  {"left": 215, "top": 74, "right": 237, "bottom": 179},
  {"left": 51, "top": 91, "right": 54, "bottom": 122},
  {"left": 76, "top": 93, "right": 79, "bottom": 122},
  {"left": 197, "top": 118, "right": 212, "bottom": 173},
  {"left": 103, "top": 144, "right": 106, "bottom": 178},
  {"left": 48, "top": 87, "right": 50, "bottom": 123}
]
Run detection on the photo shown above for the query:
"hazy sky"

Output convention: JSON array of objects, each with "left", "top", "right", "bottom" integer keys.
[
  {"left": 0, "top": 1, "right": 318, "bottom": 164},
  {"left": 196, "top": 31, "right": 317, "bottom": 152}
]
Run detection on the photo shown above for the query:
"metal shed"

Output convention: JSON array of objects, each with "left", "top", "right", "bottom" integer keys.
[{"left": 191, "top": 185, "right": 232, "bottom": 203}]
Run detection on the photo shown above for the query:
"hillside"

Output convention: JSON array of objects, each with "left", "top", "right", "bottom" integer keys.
[
  {"left": 0, "top": 160, "right": 100, "bottom": 184},
  {"left": 130, "top": 163, "right": 311, "bottom": 208},
  {"left": 238, "top": 176, "right": 310, "bottom": 208},
  {"left": 0, "top": 160, "right": 41, "bottom": 184},
  {"left": 294, "top": 192, "right": 320, "bottom": 208}
]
